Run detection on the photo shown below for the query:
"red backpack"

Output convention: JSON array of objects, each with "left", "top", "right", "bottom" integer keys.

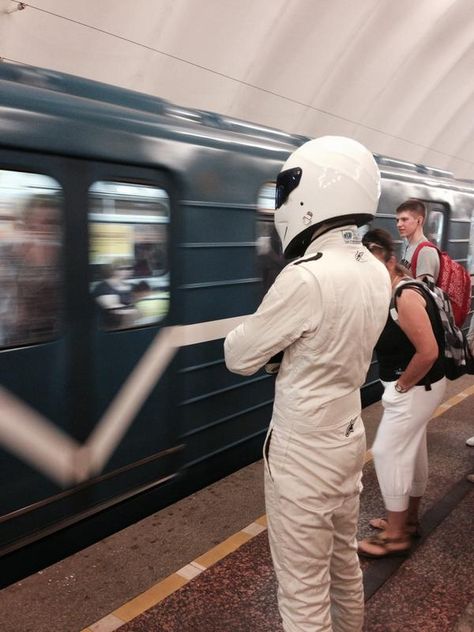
[{"left": 411, "top": 241, "right": 472, "bottom": 327}]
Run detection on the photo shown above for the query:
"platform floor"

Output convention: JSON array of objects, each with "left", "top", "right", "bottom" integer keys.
[{"left": 0, "top": 377, "right": 473, "bottom": 632}]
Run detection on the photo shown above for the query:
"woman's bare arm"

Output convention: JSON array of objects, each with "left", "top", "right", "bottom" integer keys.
[{"left": 395, "top": 288, "right": 439, "bottom": 390}]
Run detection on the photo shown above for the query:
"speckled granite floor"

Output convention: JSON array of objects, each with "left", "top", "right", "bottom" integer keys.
[
  {"left": 118, "top": 388, "right": 474, "bottom": 632},
  {"left": 118, "top": 469, "right": 474, "bottom": 632},
  {"left": 364, "top": 490, "right": 474, "bottom": 632},
  {"left": 120, "top": 531, "right": 278, "bottom": 632}
]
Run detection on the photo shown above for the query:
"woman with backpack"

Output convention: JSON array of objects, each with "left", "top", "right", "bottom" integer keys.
[{"left": 357, "top": 228, "right": 447, "bottom": 558}]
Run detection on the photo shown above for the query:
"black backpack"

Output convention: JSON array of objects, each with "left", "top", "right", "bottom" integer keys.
[{"left": 392, "top": 278, "right": 474, "bottom": 381}]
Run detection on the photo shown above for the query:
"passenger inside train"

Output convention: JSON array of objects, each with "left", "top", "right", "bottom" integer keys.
[
  {"left": 132, "top": 280, "right": 169, "bottom": 325},
  {"left": 88, "top": 180, "right": 170, "bottom": 330},
  {"left": 0, "top": 184, "right": 62, "bottom": 347},
  {"left": 92, "top": 259, "right": 138, "bottom": 330}
]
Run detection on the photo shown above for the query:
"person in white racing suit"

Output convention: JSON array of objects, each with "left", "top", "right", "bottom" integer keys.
[{"left": 224, "top": 136, "right": 391, "bottom": 632}]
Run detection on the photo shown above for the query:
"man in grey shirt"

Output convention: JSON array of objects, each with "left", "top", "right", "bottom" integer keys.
[{"left": 396, "top": 199, "right": 440, "bottom": 282}]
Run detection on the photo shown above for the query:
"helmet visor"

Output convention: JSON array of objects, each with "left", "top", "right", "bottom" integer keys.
[{"left": 275, "top": 167, "right": 302, "bottom": 209}]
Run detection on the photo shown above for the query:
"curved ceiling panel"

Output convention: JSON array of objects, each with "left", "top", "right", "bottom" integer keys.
[{"left": 0, "top": 0, "right": 473, "bottom": 178}]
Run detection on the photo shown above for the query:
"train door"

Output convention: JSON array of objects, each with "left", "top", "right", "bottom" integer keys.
[
  {"left": 0, "top": 154, "right": 69, "bottom": 523},
  {"left": 0, "top": 154, "right": 182, "bottom": 561},
  {"left": 0, "top": 151, "right": 110, "bottom": 562},
  {"left": 84, "top": 163, "right": 180, "bottom": 501}
]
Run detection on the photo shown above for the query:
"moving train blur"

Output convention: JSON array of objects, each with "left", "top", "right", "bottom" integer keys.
[{"left": 0, "top": 62, "right": 473, "bottom": 587}]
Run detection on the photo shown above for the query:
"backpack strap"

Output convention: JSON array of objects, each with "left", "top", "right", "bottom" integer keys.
[
  {"left": 391, "top": 279, "right": 427, "bottom": 319},
  {"left": 411, "top": 241, "right": 439, "bottom": 277}
]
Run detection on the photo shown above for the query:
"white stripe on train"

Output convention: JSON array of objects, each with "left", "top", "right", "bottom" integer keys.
[{"left": 0, "top": 316, "right": 246, "bottom": 485}]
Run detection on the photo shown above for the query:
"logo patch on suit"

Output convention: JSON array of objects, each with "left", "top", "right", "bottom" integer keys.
[
  {"left": 342, "top": 230, "right": 361, "bottom": 245},
  {"left": 345, "top": 417, "right": 357, "bottom": 437}
]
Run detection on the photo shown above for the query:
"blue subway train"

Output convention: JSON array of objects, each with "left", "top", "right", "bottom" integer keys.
[{"left": 0, "top": 62, "right": 473, "bottom": 586}]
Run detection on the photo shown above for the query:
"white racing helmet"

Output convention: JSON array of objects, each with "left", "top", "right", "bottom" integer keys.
[{"left": 274, "top": 136, "right": 381, "bottom": 258}]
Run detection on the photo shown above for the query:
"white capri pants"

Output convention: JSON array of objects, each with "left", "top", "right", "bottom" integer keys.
[
  {"left": 264, "top": 392, "right": 366, "bottom": 632},
  {"left": 372, "top": 377, "right": 446, "bottom": 512}
]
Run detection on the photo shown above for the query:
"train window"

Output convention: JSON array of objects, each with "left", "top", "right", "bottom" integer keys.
[
  {"left": 256, "top": 182, "right": 285, "bottom": 295},
  {"left": 424, "top": 206, "right": 444, "bottom": 249},
  {"left": 468, "top": 221, "right": 474, "bottom": 274},
  {"left": 0, "top": 170, "right": 62, "bottom": 348},
  {"left": 257, "top": 182, "right": 277, "bottom": 215},
  {"left": 89, "top": 181, "right": 170, "bottom": 331}
]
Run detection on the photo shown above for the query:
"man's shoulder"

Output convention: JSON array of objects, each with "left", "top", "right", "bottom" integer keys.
[
  {"left": 416, "top": 242, "right": 439, "bottom": 261},
  {"left": 270, "top": 256, "right": 317, "bottom": 287},
  {"left": 412, "top": 240, "right": 439, "bottom": 264},
  {"left": 417, "top": 240, "right": 438, "bottom": 252},
  {"left": 414, "top": 241, "right": 440, "bottom": 281}
]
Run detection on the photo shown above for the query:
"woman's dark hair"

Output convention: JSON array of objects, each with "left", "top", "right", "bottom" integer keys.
[
  {"left": 362, "top": 228, "right": 412, "bottom": 277},
  {"left": 362, "top": 228, "right": 394, "bottom": 263}
]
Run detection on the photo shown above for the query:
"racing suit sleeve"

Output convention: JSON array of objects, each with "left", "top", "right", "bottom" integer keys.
[{"left": 224, "top": 264, "right": 321, "bottom": 376}]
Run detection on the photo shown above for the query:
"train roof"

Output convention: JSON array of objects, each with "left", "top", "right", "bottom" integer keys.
[
  {"left": 0, "top": 62, "right": 307, "bottom": 158},
  {"left": 0, "top": 62, "right": 473, "bottom": 196}
]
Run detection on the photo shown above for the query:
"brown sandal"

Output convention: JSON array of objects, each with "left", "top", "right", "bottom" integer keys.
[
  {"left": 358, "top": 532, "right": 412, "bottom": 559},
  {"left": 369, "top": 517, "right": 422, "bottom": 538}
]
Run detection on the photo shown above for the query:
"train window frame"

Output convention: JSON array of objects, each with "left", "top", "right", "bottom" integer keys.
[
  {"left": 468, "top": 220, "right": 474, "bottom": 275},
  {"left": 423, "top": 202, "right": 446, "bottom": 251},
  {"left": 0, "top": 168, "right": 63, "bottom": 349},
  {"left": 88, "top": 180, "right": 171, "bottom": 332},
  {"left": 256, "top": 181, "right": 278, "bottom": 249}
]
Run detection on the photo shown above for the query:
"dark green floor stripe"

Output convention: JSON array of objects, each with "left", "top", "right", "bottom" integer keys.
[{"left": 363, "top": 474, "right": 474, "bottom": 601}]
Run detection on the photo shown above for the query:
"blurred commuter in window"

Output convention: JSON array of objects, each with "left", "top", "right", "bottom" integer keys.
[
  {"left": 14, "top": 195, "right": 61, "bottom": 345},
  {"left": 358, "top": 228, "right": 446, "bottom": 558},
  {"left": 0, "top": 233, "right": 19, "bottom": 346},
  {"left": 225, "top": 137, "right": 391, "bottom": 632},
  {"left": 397, "top": 199, "right": 439, "bottom": 282},
  {"left": 132, "top": 280, "right": 152, "bottom": 304},
  {"left": 133, "top": 244, "right": 154, "bottom": 277},
  {"left": 132, "top": 280, "right": 168, "bottom": 325},
  {"left": 93, "top": 259, "right": 137, "bottom": 330}
]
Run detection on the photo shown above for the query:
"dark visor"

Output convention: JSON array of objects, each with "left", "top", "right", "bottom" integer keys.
[{"left": 275, "top": 167, "right": 302, "bottom": 209}]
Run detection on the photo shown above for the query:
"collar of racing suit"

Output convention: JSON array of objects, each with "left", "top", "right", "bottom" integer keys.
[{"left": 304, "top": 224, "right": 360, "bottom": 255}]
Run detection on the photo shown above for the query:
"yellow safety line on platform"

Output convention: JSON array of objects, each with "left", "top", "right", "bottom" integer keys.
[{"left": 82, "top": 384, "right": 474, "bottom": 632}]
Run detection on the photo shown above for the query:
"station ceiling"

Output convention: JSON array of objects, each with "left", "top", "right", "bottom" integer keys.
[{"left": 1, "top": 0, "right": 473, "bottom": 179}]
